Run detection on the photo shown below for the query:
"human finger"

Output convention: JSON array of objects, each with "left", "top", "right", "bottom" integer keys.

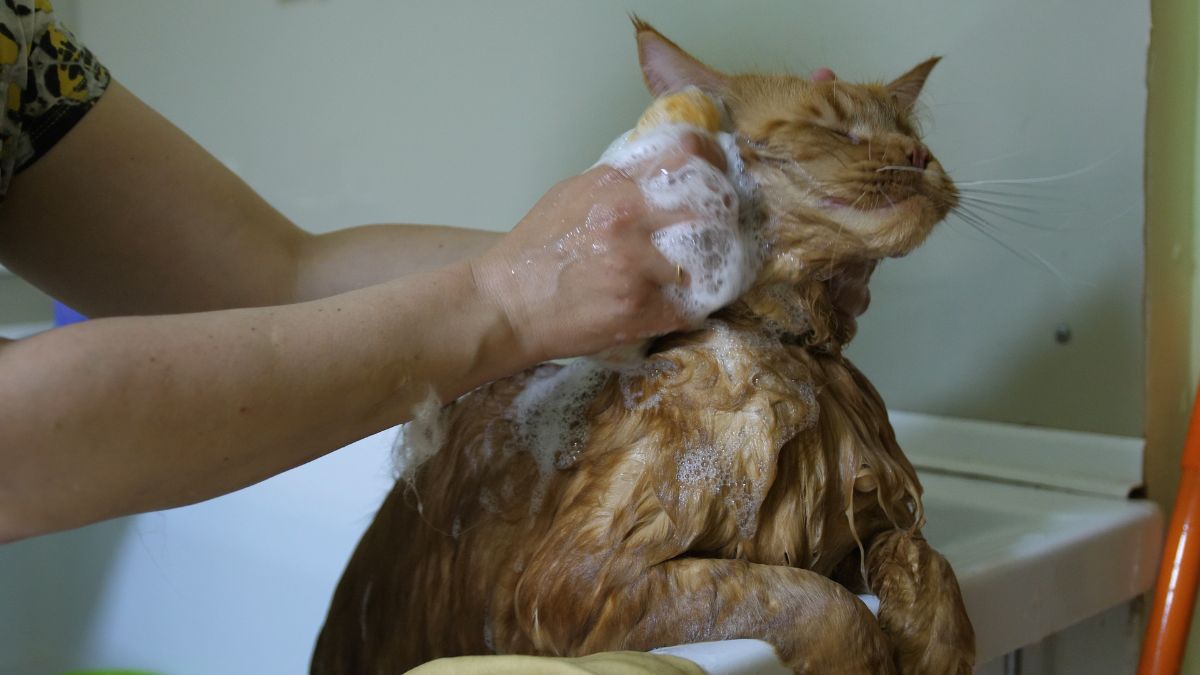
[
  {"left": 672, "top": 130, "right": 727, "bottom": 173},
  {"left": 624, "top": 131, "right": 727, "bottom": 184},
  {"left": 638, "top": 289, "right": 692, "bottom": 336},
  {"left": 641, "top": 242, "right": 690, "bottom": 288}
]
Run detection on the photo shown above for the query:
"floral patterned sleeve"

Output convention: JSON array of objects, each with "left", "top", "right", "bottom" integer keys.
[{"left": 0, "top": 0, "right": 109, "bottom": 198}]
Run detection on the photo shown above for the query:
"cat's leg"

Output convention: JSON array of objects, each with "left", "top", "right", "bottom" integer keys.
[
  {"left": 865, "top": 529, "right": 975, "bottom": 675},
  {"left": 540, "top": 558, "right": 896, "bottom": 675}
]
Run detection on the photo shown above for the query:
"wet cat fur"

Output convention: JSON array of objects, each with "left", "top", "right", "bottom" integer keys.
[{"left": 313, "top": 20, "right": 975, "bottom": 675}]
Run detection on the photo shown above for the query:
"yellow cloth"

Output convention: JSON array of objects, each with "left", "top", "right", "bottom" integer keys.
[
  {"left": 406, "top": 651, "right": 706, "bottom": 675},
  {"left": 631, "top": 86, "right": 722, "bottom": 138}
]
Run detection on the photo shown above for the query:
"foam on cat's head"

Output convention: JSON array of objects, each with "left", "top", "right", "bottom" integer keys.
[{"left": 596, "top": 120, "right": 763, "bottom": 325}]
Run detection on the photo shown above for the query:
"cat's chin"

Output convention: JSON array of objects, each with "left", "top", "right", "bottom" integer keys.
[{"left": 821, "top": 194, "right": 942, "bottom": 257}]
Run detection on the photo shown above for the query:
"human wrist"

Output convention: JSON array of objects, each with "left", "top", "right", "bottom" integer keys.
[{"left": 462, "top": 255, "right": 543, "bottom": 378}]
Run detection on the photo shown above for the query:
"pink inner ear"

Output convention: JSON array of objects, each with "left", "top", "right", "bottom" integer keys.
[
  {"left": 886, "top": 57, "right": 941, "bottom": 111},
  {"left": 637, "top": 29, "right": 729, "bottom": 97},
  {"left": 639, "top": 38, "right": 683, "bottom": 96},
  {"left": 810, "top": 68, "right": 836, "bottom": 82}
]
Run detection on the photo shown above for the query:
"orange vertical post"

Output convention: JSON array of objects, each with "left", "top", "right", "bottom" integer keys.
[{"left": 1138, "top": 386, "right": 1200, "bottom": 675}]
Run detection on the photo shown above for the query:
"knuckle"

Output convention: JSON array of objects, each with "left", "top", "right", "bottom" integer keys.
[
  {"left": 596, "top": 164, "right": 634, "bottom": 188},
  {"left": 614, "top": 295, "right": 640, "bottom": 320},
  {"left": 613, "top": 253, "right": 634, "bottom": 272},
  {"left": 677, "top": 132, "right": 703, "bottom": 156},
  {"left": 609, "top": 199, "right": 646, "bottom": 230},
  {"left": 551, "top": 173, "right": 581, "bottom": 193},
  {"left": 632, "top": 283, "right": 664, "bottom": 313}
]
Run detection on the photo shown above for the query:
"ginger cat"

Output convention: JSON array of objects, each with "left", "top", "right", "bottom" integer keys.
[{"left": 312, "top": 20, "right": 974, "bottom": 675}]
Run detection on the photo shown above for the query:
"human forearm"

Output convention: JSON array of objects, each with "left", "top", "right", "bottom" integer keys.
[
  {"left": 0, "top": 261, "right": 522, "bottom": 541},
  {"left": 0, "top": 76, "right": 729, "bottom": 543},
  {"left": 292, "top": 224, "right": 501, "bottom": 301},
  {"left": 0, "top": 80, "right": 500, "bottom": 312}
]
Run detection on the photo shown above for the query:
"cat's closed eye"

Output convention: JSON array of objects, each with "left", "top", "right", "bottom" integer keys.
[
  {"left": 813, "top": 124, "right": 861, "bottom": 145},
  {"left": 838, "top": 129, "right": 863, "bottom": 145}
]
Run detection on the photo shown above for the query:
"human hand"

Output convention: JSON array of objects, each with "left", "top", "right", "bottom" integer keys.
[{"left": 471, "top": 132, "right": 727, "bottom": 364}]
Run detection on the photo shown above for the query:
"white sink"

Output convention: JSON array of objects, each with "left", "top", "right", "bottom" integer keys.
[
  {"left": 921, "top": 471, "right": 1161, "bottom": 663},
  {"left": 892, "top": 410, "right": 1161, "bottom": 664},
  {"left": 0, "top": 416, "right": 1163, "bottom": 674}
]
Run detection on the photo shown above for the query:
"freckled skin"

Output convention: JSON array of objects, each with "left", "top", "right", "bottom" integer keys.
[{"left": 313, "top": 21, "right": 973, "bottom": 675}]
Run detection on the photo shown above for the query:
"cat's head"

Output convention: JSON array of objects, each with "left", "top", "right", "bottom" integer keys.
[{"left": 634, "top": 19, "right": 957, "bottom": 269}]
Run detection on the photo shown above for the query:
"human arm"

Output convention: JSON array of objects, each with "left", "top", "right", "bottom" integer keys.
[
  {"left": 293, "top": 224, "right": 500, "bottom": 300},
  {"left": 0, "top": 81, "right": 504, "bottom": 315},
  {"left": 0, "top": 79, "right": 721, "bottom": 541},
  {"left": 0, "top": 261, "right": 514, "bottom": 541},
  {"left": 0, "top": 151, "right": 700, "bottom": 542}
]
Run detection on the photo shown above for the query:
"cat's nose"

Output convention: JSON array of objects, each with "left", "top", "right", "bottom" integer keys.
[{"left": 907, "top": 145, "right": 929, "bottom": 170}]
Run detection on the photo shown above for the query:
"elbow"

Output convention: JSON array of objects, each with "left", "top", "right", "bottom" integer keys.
[
  {"left": 0, "top": 512, "right": 37, "bottom": 544},
  {"left": 0, "top": 484, "right": 55, "bottom": 544}
]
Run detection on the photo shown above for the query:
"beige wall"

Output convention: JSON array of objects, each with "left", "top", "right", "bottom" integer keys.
[{"left": 70, "top": 0, "right": 1148, "bottom": 439}]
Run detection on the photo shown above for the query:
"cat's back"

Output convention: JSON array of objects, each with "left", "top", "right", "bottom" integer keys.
[{"left": 314, "top": 321, "right": 828, "bottom": 670}]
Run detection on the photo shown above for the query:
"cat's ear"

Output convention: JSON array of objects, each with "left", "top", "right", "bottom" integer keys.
[
  {"left": 633, "top": 17, "right": 729, "bottom": 97},
  {"left": 886, "top": 56, "right": 941, "bottom": 111}
]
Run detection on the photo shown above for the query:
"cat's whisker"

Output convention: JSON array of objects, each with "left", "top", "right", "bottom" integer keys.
[
  {"left": 956, "top": 190, "right": 1106, "bottom": 231},
  {"left": 950, "top": 207, "right": 1074, "bottom": 287},
  {"left": 956, "top": 194, "right": 1065, "bottom": 215},
  {"left": 888, "top": 172, "right": 1067, "bottom": 221},
  {"left": 956, "top": 186, "right": 1057, "bottom": 202},
  {"left": 954, "top": 197, "right": 1063, "bottom": 230},
  {"left": 955, "top": 157, "right": 1113, "bottom": 187},
  {"left": 950, "top": 201, "right": 1046, "bottom": 236},
  {"left": 951, "top": 209, "right": 1033, "bottom": 258},
  {"left": 953, "top": 204, "right": 1017, "bottom": 236},
  {"left": 958, "top": 176, "right": 1076, "bottom": 187},
  {"left": 959, "top": 149, "right": 1036, "bottom": 170},
  {"left": 956, "top": 147, "right": 1123, "bottom": 187}
]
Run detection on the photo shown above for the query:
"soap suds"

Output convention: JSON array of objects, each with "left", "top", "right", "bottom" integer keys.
[
  {"left": 510, "top": 362, "right": 608, "bottom": 474},
  {"left": 674, "top": 429, "right": 770, "bottom": 539},
  {"left": 507, "top": 361, "right": 610, "bottom": 511},
  {"left": 394, "top": 389, "right": 449, "bottom": 481},
  {"left": 504, "top": 355, "right": 681, "bottom": 513},
  {"left": 596, "top": 117, "right": 764, "bottom": 325},
  {"left": 618, "top": 357, "right": 677, "bottom": 411}
]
